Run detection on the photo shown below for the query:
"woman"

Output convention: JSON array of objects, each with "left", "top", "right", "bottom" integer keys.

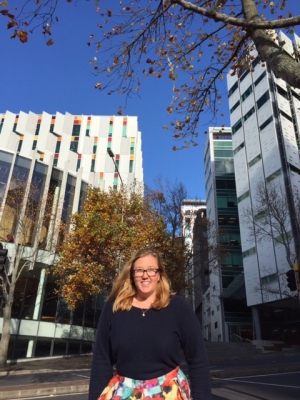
[{"left": 88, "top": 249, "right": 212, "bottom": 400}]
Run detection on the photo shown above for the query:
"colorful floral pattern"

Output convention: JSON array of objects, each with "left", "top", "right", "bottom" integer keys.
[{"left": 98, "top": 367, "right": 191, "bottom": 400}]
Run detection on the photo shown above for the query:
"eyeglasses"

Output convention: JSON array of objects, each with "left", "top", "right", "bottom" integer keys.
[{"left": 133, "top": 268, "right": 160, "bottom": 277}]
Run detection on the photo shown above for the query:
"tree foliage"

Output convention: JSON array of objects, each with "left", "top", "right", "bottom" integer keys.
[
  {"left": 242, "top": 181, "right": 299, "bottom": 270},
  {"left": 52, "top": 187, "right": 174, "bottom": 309},
  {"left": 1, "top": 1, "right": 299, "bottom": 147},
  {"left": 145, "top": 176, "right": 187, "bottom": 239}
]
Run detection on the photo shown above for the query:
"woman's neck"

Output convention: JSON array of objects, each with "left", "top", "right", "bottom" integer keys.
[{"left": 133, "top": 294, "right": 156, "bottom": 307}]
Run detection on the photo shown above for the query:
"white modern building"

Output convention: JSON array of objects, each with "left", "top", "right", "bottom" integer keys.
[
  {"left": 0, "top": 110, "right": 143, "bottom": 358},
  {"left": 227, "top": 32, "right": 300, "bottom": 343}
]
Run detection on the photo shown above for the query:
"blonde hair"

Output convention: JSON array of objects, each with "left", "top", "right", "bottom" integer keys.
[{"left": 107, "top": 249, "right": 173, "bottom": 312}]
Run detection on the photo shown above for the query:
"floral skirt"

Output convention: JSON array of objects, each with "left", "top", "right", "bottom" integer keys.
[{"left": 98, "top": 366, "right": 191, "bottom": 400}]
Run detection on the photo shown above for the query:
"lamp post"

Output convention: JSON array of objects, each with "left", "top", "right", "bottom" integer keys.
[
  {"left": 107, "top": 149, "right": 124, "bottom": 187},
  {"left": 107, "top": 149, "right": 124, "bottom": 273}
]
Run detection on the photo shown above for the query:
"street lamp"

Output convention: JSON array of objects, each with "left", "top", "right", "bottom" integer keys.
[
  {"left": 107, "top": 149, "right": 124, "bottom": 187},
  {"left": 107, "top": 149, "right": 124, "bottom": 274}
]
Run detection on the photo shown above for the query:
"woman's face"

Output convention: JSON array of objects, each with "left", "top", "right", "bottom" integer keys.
[{"left": 132, "top": 254, "right": 161, "bottom": 300}]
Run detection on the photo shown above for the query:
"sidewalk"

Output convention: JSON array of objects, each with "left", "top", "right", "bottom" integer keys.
[{"left": 1, "top": 352, "right": 300, "bottom": 399}]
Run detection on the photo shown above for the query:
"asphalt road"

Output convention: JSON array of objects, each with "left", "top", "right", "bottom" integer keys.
[{"left": 18, "top": 371, "right": 300, "bottom": 400}]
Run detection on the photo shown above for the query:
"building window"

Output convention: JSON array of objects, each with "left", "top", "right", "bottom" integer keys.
[
  {"left": 228, "top": 81, "right": 238, "bottom": 97},
  {"left": 241, "top": 85, "right": 253, "bottom": 102},
  {"left": 276, "top": 84, "right": 289, "bottom": 100},
  {"left": 237, "top": 191, "right": 250, "bottom": 203},
  {"left": 260, "top": 115, "right": 273, "bottom": 132},
  {"left": 70, "top": 141, "right": 78, "bottom": 153},
  {"left": 240, "top": 69, "right": 250, "bottom": 82},
  {"left": 257, "top": 91, "right": 270, "bottom": 109},
  {"left": 242, "top": 246, "right": 256, "bottom": 259},
  {"left": 72, "top": 125, "right": 81, "bottom": 136},
  {"left": 129, "top": 160, "right": 134, "bottom": 173},
  {"left": 233, "top": 142, "right": 244, "bottom": 155},
  {"left": 90, "top": 159, "right": 95, "bottom": 172},
  {"left": 266, "top": 169, "right": 281, "bottom": 183},
  {"left": 254, "top": 70, "right": 267, "bottom": 87},
  {"left": 232, "top": 119, "right": 242, "bottom": 135},
  {"left": 230, "top": 100, "right": 240, "bottom": 114},
  {"left": 248, "top": 154, "right": 261, "bottom": 168},
  {"left": 280, "top": 109, "right": 293, "bottom": 122},
  {"left": 215, "top": 322, "right": 218, "bottom": 329},
  {"left": 254, "top": 209, "right": 268, "bottom": 221},
  {"left": 261, "top": 274, "right": 277, "bottom": 286},
  {"left": 244, "top": 106, "right": 255, "bottom": 122}
]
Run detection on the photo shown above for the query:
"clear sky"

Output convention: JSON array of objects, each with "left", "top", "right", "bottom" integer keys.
[{"left": 0, "top": 1, "right": 298, "bottom": 199}]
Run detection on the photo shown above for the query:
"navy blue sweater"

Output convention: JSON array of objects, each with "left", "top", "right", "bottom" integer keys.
[{"left": 88, "top": 296, "right": 211, "bottom": 400}]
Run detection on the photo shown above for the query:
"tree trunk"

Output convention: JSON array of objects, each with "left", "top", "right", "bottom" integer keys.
[
  {"left": 0, "top": 302, "right": 13, "bottom": 367},
  {"left": 243, "top": 0, "right": 300, "bottom": 89}
]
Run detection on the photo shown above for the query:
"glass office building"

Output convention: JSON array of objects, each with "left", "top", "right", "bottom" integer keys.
[{"left": 203, "top": 127, "right": 251, "bottom": 342}]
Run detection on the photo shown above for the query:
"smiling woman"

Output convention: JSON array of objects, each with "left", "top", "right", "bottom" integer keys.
[{"left": 88, "top": 248, "right": 212, "bottom": 400}]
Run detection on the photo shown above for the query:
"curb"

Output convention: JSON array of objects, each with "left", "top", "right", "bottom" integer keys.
[
  {"left": 0, "top": 379, "right": 89, "bottom": 400},
  {"left": 210, "top": 362, "right": 300, "bottom": 379}
]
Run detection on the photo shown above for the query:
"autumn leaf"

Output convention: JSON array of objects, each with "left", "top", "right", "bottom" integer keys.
[{"left": 46, "top": 39, "right": 54, "bottom": 46}]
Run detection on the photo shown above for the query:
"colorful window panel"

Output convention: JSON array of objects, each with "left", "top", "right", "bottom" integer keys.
[
  {"left": 39, "top": 152, "right": 45, "bottom": 162},
  {"left": 113, "top": 174, "right": 118, "bottom": 189},
  {"left": 76, "top": 154, "right": 81, "bottom": 171},
  {"left": 93, "top": 137, "right": 98, "bottom": 154},
  {"left": 13, "top": 115, "right": 19, "bottom": 133},
  {"left": 129, "top": 159, "right": 134, "bottom": 173},
  {"left": 122, "top": 117, "right": 127, "bottom": 137},
  {"left": 99, "top": 172, "right": 104, "bottom": 183},
  {"left": 50, "top": 116, "right": 55, "bottom": 133},
  {"left": 107, "top": 137, "right": 112, "bottom": 149},
  {"left": 70, "top": 137, "right": 79, "bottom": 153},
  {"left": 86, "top": 116, "right": 91, "bottom": 136},
  {"left": 55, "top": 136, "right": 62, "bottom": 153},
  {"left": 35, "top": 118, "right": 42, "bottom": 135},
  {"left": 17, "top": 135, "right": 23, "bottom": 152},
  {"left": 108, "top": 117, "right": 114, "bottom": 137},
  {"left": 91, "top": 159, "right": 95, "bottom": 172}
]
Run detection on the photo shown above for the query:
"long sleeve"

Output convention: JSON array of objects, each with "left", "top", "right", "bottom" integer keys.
[
  {"left": 88, "top": 302, "right": 114, "bottom": 400},
  {"left": 179, "top": 300, "right": 212, "bottom": 400}
]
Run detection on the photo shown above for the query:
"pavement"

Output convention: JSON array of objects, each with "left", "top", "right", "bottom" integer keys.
[{"left": 0, "top": 351, "right": 300, "bottom": 399}]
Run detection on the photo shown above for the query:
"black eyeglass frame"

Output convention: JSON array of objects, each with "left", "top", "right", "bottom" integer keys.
[{"left": 132, "top": 268, "right": 161, "bottom": 277}]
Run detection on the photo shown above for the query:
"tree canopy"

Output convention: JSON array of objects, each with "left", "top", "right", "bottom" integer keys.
[
  {"left": 52, "top": 187, "right": 191, "bottom": 308},
  {"left": 1, "top": 1, "right": 299, "bottom": 148}
]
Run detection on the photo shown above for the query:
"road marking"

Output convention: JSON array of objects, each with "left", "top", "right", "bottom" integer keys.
[
  {"left": 215, "top": 378, "right": 300, "bottom": 389},
  {"left": 218, "top": 370, "right": 300, "bottom": 380}
]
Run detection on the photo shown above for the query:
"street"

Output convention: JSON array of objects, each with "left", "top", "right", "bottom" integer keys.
[{"left": 19, "top": 371, "right": 300, "bottom": 400}]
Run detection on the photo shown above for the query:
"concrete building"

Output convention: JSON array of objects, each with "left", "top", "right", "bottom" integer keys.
[
  {"left": 203, "top": 127, "right": 251, "bottom": 342},
  {"left": 0, "top": 110, "right": 143, "bottom": 358},
  {"left": 227, "top": 32, "right": 300, "bottom": 343},
  {"left": 181, "top": 199, "right": 206, "bottom": 314}
]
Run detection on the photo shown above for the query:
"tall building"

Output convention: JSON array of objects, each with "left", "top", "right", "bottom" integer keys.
[
  {"left": 203, "top": 127, "right": 251, "bottom": 342},
  {"left": 227, "top": 32, "right": 300, "bottom": 343},
  {"left": 0, "top": 111, "right": 143, "bottom": 358},
  {"left": 181, "top": 199, "right": 206, "bottom": 313}
]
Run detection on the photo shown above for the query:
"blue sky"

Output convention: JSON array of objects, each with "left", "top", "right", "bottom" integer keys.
[{"left": 0, "top": 1, "right": 298, "bottom": 199}]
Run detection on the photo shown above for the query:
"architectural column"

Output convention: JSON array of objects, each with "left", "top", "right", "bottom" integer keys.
[
  {"left": 252, "top": 306, "right": 262, "bottom": 340},
  {"left": 26, "top": 268, "right": 47, "bottom": 357}
]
